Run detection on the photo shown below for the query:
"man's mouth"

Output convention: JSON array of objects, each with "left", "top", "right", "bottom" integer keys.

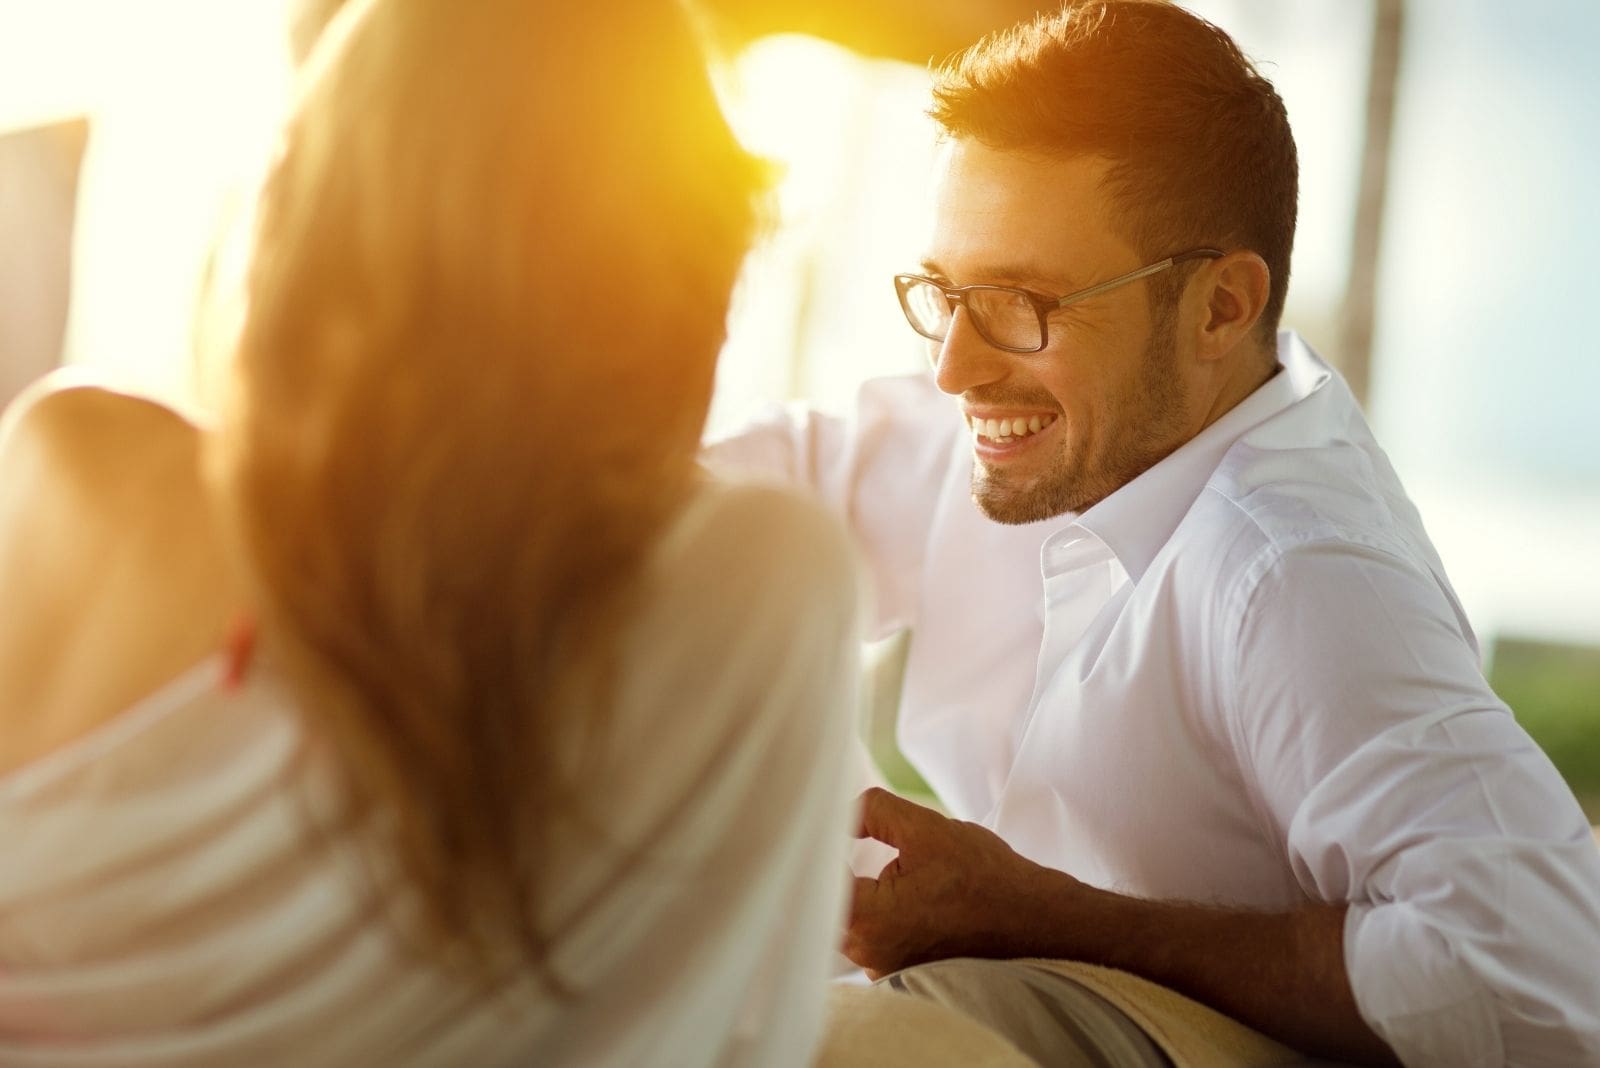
[{"left": 966, "top": 412, "right": 1058, "bottom": 447}]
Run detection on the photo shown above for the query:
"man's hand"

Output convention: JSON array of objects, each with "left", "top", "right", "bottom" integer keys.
[
  {"left": 840, "top": 787, "right": 1399, "bottom": 1065},
  {"left": 844, "top": 786, "right": 1072, "bottom": 978}
]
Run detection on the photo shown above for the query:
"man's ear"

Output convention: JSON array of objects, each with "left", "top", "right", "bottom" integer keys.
[{"left": 1189, "top": 251, "right": 1270, "bottom": 362}]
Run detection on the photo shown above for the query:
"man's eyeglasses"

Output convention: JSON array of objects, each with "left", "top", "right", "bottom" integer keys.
[{"left": 893, "top": 248, "right": 1225, "bottom": 355}]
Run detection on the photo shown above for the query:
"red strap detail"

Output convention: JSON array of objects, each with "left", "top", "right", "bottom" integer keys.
[{"left": 223, "top": 614, "right": 258, "bottom": 691}]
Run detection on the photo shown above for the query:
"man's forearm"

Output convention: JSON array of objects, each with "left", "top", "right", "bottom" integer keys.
[
  {"left": 1005, "top": 867, "right": 1400, "bottom": 1066},
  {"left": 849, "top": 790, "right": 1403, "bottom": 1065}
]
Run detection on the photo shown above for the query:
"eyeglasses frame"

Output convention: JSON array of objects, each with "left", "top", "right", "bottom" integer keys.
[{"left": 894, "top": 247, "right": 1226, "bottom": 354}]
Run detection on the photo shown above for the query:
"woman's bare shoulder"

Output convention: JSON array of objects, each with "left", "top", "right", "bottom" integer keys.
[
  {"left": 0, "top": 372, "right": 201, "bottom": 490},
  {"left": 0, "top": 374, "right": 234, "bottom": 769}
]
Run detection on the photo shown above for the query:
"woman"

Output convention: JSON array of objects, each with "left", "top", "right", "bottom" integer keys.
[{"left": 0, "top": 1, "right": 859, "bottom": 1064}]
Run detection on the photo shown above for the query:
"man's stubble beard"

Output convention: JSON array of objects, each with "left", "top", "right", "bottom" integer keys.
[{"left": 972, "top": 308, "right": 1188, "bottom": 525}]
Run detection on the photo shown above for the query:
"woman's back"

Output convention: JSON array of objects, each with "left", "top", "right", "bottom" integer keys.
[
  {"left": 0, "top": 383, "right": 239, "bottom": 773},
  {"left": 1, "top": 0, "right": 864, "bottom": 1059},
  {"left": 0, "top": 386, "right": 860, "bottom": 1066}
]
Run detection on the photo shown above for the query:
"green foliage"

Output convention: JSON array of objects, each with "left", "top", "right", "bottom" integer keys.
[
  {"left": 1490, "top": 637, "right": 1600, "bottom": 821},
  {"left": 859, "top": 630, "right": 943, "bottom": 811}
]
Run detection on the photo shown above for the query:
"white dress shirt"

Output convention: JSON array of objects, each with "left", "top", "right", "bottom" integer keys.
[
  {"left": 705, "top": 332, "right": 1600, "bottom": 1067},
  {"left": 0, "top": 482, "right": 860, "bottom": 1068}
]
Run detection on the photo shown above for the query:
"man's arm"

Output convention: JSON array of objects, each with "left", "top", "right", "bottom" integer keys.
[
  {"left": 848, "top": 540, "right": 1600, "bottom": 1067},
  {"left": 845, "top": 787, "right": 1401, "bottom": 1066},
  {"left": 703, "top": 372, "right": 959, "bottom": 639},
  {"left": 1231, "top": 544, "right": 1600, "bottom": 1066}
]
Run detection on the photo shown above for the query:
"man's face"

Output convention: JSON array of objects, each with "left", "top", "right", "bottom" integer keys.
[{"left": 921, "top": 142, "right": 1198, "bottom": 523}]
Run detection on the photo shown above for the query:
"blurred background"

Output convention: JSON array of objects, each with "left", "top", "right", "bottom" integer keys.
[{"left": 1, "top": 0, "right": 1595, "bottom": 812}]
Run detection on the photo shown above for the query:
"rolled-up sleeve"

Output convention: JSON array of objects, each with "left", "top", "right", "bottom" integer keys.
[
  {"left": 702, "top": 372, "right": 959, "bottom": 639},
  {"left": 1230, "top": 541, "right": 1600, "bottom": 1067}
]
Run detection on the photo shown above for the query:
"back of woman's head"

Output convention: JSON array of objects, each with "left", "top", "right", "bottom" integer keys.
[{"left": 214, "top": 0, "right": 762, "bottom": 979}]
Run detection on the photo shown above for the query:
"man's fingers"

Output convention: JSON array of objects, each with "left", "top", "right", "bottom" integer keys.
[
  {"left": 855, "top": 786, "right": 934, "bottom": 847},
  {"left": 850, "top": 874, "right": 878, "bottom": 918},
  {"left": 843, "top": 875, "right": 881, "bottom": 970}
]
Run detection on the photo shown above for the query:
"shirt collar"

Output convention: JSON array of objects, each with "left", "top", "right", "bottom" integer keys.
[{"left": 1053, "top": 331, "right": 1330, "bottom": 583}]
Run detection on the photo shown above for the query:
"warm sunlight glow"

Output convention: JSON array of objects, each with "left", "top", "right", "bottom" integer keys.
[
  {"left": 712, "top": 34, "right": 935, "bottom": 431},
  {"left": 0, "top": 0, "right": 293, "bottom": 404},
  {"left": 719, "top": 35, "right": 865, "bottom": 220}
]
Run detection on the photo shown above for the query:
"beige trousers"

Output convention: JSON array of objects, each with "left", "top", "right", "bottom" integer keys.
[
  {"left": 816, "top": 957, "right": 1346, "bottom": 1068},
  {"left": 884, "top": 957, "right": 1172, "bottom": 1066}
]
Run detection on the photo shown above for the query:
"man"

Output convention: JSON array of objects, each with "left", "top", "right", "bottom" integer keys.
[{"left": 706, "top": 3, "right": 1600, "bottom": 1066}]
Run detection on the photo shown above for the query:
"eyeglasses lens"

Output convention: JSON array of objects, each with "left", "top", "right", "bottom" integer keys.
[
  {"left": 964, "top": 287, "right": 1042, "bottom": 351},
  {"left": 898, "top": 277, "right": 1043, "bottom": 352},
  {"left": 902, "top": 279, "right": 953, "bottom": 341}
]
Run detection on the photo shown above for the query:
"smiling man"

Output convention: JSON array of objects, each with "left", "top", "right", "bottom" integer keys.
[
  {"left": 901, "top": 144, "right": 1255, "bottom": 524},
  {"left": 707, "top": 3, "right": 1600, "bottom": 1065}
]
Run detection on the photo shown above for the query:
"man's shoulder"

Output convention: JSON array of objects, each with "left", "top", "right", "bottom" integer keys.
[
  {"left": 1157, "top": 428, "right": 1443, "bottom": 625},
  {"left": 1152, "top": 440, "right": 1478, "bottom": 702},
  {"left": 1204, "top": 425, "right": 1422, "bottom": 557}
]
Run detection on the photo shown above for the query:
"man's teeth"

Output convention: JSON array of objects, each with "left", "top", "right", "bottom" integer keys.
[{"left": 970, "top": 414, "right": 1055, "bottom": 443}]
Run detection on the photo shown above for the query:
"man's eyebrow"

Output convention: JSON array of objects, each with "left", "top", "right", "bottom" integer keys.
[{"left": 917, "top": 257, "right": 1078, "bottom": 292}]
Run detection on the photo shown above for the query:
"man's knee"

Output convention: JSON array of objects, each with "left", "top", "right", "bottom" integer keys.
[{"left": 879, "top": 958, "right": 1173, "bottom": 1068}]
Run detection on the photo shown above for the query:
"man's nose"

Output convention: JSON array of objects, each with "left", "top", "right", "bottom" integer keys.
[{"left": 932, "top": 307, "right": 1010, "bottom": 397}]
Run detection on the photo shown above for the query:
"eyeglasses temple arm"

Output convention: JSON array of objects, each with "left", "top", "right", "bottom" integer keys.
[{"left": 1051, "top": 248, "right": 1225, "bottom": 310}]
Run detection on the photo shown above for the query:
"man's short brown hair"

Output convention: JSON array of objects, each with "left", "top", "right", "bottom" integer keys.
[{"left": 930, "top": 0, "right": 1299, "bottom": 336}]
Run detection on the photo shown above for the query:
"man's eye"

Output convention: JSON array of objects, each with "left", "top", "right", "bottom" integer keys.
[{"left": 979, "top": 289, "right": 1036, "bottom": 317}]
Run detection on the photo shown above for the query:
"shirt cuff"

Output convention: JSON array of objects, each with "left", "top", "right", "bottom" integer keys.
[{"left": 1344, "top": 900, "right": 1504, "bottom": 1067}]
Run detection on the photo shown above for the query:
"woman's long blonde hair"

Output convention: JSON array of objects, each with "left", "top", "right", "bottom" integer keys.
[{"left": 213, "top": 0, "right": 762, "bottom": 978}]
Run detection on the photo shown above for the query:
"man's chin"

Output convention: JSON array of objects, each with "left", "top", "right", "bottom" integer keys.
[
  {"left": 971, "top": 466, "right": 1088, "bottom": 525},
  {"left": 973, "top": 492, "right": 1044, "bottom": 525}
]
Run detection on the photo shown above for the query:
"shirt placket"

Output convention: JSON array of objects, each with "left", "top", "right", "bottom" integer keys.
[{"left": 1005, "top": 531, "right": 1120, "bottom": 758}]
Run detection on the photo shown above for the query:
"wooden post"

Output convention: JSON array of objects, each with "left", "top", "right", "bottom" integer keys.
[{"left": 1339, "top": 0, "right": 1405, "bottom": 409}]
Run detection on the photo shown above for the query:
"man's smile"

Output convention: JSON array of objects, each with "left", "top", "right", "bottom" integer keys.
[{"left": 964, "top": 408, "right": 1060, "bottom": 459}]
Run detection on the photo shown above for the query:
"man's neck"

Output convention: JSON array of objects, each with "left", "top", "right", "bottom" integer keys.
[{"left": 1198, "top": 341, "right": 1280, "bottom": 434}]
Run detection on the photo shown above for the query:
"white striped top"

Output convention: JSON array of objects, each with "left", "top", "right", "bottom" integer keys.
[{"left": 0, "top": 482, "right": 861, "bottom": 1067}]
